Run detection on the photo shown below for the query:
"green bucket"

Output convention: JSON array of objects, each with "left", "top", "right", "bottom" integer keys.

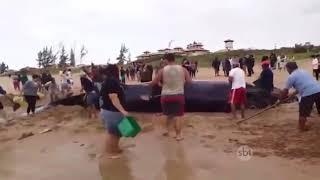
[{"left": 118, "top": 117, "right": 141, "bottom": 137}]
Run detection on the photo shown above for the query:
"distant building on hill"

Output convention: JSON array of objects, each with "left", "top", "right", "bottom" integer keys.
[
  {"left": 224, "top": 39, "right": 234, "bottom": 51},
  {"left": 136, "top": 51, "right": 152, "bottom": 60},
  {"left": 184, "top": 42, "right": 210, "bottom": 56},
  {"left": 136, "top": 41, "right": 210, "bottom": 60}
]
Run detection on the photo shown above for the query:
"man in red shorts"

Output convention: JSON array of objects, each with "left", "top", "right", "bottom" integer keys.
[
  {"left": 229, "top": 60, "right": 246, "bottom": 119},
  {"left": 151, "top": 53, "right": 191, "bottom": 141}
]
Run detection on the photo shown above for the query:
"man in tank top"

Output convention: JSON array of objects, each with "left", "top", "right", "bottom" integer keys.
[{"left": 151, "top": 53, "right": 191, "bottom": 141}]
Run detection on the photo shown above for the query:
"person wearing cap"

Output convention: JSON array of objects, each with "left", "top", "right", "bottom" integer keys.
[
  {"left": 228, "top": 59, "right": 246, "bottom": 119},
  {"left": 279, "top": 62, "right": 320, "bottom": 131},
  {"left": 259, "top": 58, "right": 274, "bottom": 94},
  {"left": 254, "top": 57, "right": 274, "bottom": 105}
]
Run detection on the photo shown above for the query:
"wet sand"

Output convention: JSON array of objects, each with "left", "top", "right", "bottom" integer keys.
[{"left": 1, "top": 59, "right": 320, "bottom": 180}]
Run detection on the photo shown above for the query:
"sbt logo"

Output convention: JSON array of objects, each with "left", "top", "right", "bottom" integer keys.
[{"left": 237, "top": 145, "right": 253, "bottom": 161}]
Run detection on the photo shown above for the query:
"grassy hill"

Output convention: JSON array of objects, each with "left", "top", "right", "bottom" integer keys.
[{"left": 145, "top": 50, "right": 315, "bottom": 68}]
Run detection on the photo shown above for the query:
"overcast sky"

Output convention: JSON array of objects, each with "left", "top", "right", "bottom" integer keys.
[{"left": 0, "top": 0, "right": 319, "bottom": 69}]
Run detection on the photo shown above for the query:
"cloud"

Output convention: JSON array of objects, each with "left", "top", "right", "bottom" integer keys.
[
  {"left": 0, "top": 0, "right": 319, "bottom": 69},
  {"left": 302, "top": 1, "right": 320, "bottom": 15}
]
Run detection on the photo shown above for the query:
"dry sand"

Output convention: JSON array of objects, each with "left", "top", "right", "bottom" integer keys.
[{"left": 1, "top": 59, "right": 320, "bottom": 180}]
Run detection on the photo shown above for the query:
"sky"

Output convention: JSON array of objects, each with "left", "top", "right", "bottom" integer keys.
[{"left": 0, "top": 0, "right": 319, "bottom": 69}]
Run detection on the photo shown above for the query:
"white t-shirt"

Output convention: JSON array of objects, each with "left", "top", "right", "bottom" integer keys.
[
  {"left": 229, "top": 67, "right": 246, "bottom": 89},
  {"left": 312, "top": 58, "right": 319, "bottom": 70}
]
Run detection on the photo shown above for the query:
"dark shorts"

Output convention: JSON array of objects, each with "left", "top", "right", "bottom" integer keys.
[
  {"left": 100, "top": 109, "right": 123, "bottom": 137},
  {"left": 86, "top": 92, "right": 99, "bottom": 106},
  {"left": 161, "top": 95, "right": 185, "bottom": 117},
  {"left": 0, "top": 101, "right": 3, "bottom": 110},
  {"left": 299, "top": 92, "right": 320, "bottom": 117}
]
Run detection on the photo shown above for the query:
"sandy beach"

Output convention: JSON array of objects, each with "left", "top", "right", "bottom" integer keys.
[{"left": 1, "top": 59, "right": 320, "bottom": 180}]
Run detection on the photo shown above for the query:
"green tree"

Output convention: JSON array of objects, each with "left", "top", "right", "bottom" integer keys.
[
  {"left": 127, "top": 52, "right": 131, "bottom": 63},
  {"left": 36, "top": 51, "right": 44, "bottom": 68},
  {"left": 0, "top": 62, "right": 8, "bottom": 74},
  {"left": 117, "top": 44, "right": 128, "bottom": 65},
  {"left": 80, "top": 45, "right": 88, "bottom": 64},
  {"left": 70, "top": 48, "right": 76, "bottom": 67},
  {"left": 36, "top": 46, "right": 57, "bottom": 68},
  {"left": 59, "top": 46, "right": 69, "bottom": 67}
]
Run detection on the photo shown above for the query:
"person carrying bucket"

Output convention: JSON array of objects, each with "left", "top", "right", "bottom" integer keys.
[
  {"left": 150, "top": 53, "right": 192, "bottom": 141},
  {"left": 100, "top": 65, "right": 129, "bottom": 158}
]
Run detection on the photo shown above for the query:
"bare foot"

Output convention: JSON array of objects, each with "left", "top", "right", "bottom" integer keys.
[
  {"left": 107, "top": 154, "right": 122, "bottom": 159},
  {"left": 176, "top": 135, "right": 184, "bottom": 141},
  {"left": 101, "top": 152, "right": 122, "bottom": 159},
  {"left": 162, "top": 131, "right": 169, "bottom": 137}
]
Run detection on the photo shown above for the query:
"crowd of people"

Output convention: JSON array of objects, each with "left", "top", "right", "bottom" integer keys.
[
  {"left": 211, "top": 53, "right": 299, "bottom": 78},
  {"left": 182, "top": 58, "right": 198, "bottom": 78},
  {"left": 212, "top": 55, "right": 256, "bottom": 77},
  {"left": 2, "top": 68, "right": 76, "bottom": 116},
  {"left": 1, "top": 52, "right": 320, "bottom": 159},
  {"left": 117, "top": 62, "right": 154, "bottom": 84}
]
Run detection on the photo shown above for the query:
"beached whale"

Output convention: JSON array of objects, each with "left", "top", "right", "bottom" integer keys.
[{"left": 53, "top": 81, "right": 277, "bottom": 113}]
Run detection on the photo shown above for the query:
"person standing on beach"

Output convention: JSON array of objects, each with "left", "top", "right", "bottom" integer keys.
[
  {"left": 120, "top": 67, "right": 126, "bottom": 84},
  {"left": 100, "top": 64, "right": 129, "bottom": 158},
  {"left": 45, "top": 77, "right": 59, "bottom": 103},
  {"left": 312, "top": 56, "right": 319, "bottom": 81},
  {"left": 0, "top": 86, "right": 7, "bottom": 122},
  {"left": 247, "top": 55, "right": 255, "bottom": 77},
  {"left": 129, "top": 66, "right": 135, "bottom": 81},
  {"left": 23, "top": 75, "right": 40, "bottom": 115},
  {"left": 150, "top": 53, "right": 191, "bottom": 141},
  {"left": 229, "top": 61, "right": 246, "bottom": 119},
  {"left": 270, "top": 53, "right": 277, "bottom": 69},
  {"left": 190, "top": 61, "right": 196, "bottom": 78},
  {"left": 19, "top": 73, "right": 29, "bottom": 86},
  {"left": 212, "top": 57, "right": 221, "bottom": 76},
  {"left": 80, "top": 72, "right": 99, "bottom": 119},
  {"left": 195, "top": 61, "right": 199, "bottom": 73},
  {"left": 224, "top": 58, "right": 231, "bottom": 76},
  {"left": 13, "top": 75, "right": 21, "bottom": 91},
  {"left": 182, "top": 58, "right": 191, "bottom": 75},
  {"left": 279, "top": 62, "right": 320, "bottom": 131},
  {"left": 125, "top": 68, "right": 130, "bottom": 80}
]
